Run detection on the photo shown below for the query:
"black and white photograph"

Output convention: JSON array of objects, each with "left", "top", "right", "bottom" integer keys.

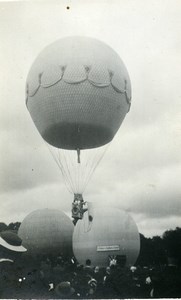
[{"left": 0, "top": 0, "right": 180, "bottom": 298}]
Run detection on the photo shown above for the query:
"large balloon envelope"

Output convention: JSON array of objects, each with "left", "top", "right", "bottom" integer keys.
[
  {"left": 26, "top": 37, "right": 131, "bottom": 194},
  {"left": 26, "top": 36, "right": 131, "bottom": 150}
]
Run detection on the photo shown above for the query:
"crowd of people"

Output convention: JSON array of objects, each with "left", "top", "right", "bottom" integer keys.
[
  {"left": 0, "top": 231, "right": 181, "bottom": 298},
  {"left": 1, "top": 254, "right": 181, "bottom": 298}
]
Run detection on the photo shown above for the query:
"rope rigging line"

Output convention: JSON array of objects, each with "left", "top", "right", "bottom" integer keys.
[
  {"left": 61, "top": 150, "right": 74, "bottom": 192},
  {"left": 56, "top": 149, "right": 74, "bottom": 193},
  {"left": 82, "top": 152, "right": 96, "bottom": 193},
  {"left": 61, "top": 149, "right": 76, "bottom": 192},
  {"left": 57, "top": 149, "right": 74, "bottom": 193},
  {"left": 82, "top": 149, "right": 96, "bottom": 191},
  {"left": 82, "top": 144, "right": 109, "bottom": 193},
  {"left": 45, "top": 143, "right": 73, "bottom": 193},
  {"left": 74, "top": 152, "right": 80, "bottom": 193},
  {"left": 44, "top": 140, "right": 110, "bottom": 195},
  {"left": 82, "top": 148, "right": 98, "bottom": 192}
]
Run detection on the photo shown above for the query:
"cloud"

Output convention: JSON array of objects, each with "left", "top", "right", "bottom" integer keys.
[
  {"left": 0, "top": 182, "right": 71, "bottom": 225},
  {"left": 135, "top": 215, "right": 181, "bottom": 238},
  {"left": 84, "top": 113, "right": 181, "bottom": 222},
  {"left": 0, "top": 127, "right": 62, "bottom": 193}
]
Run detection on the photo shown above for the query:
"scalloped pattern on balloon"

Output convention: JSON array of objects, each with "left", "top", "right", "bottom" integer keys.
[
  {"left": 41, "top": 65, "right": 63, "bottom": 87},
  {"left": 26, "top": 64, "right": 131, "bottom": 104},
  {"left": 111, "top": 73, "right": 126, "bottom": 93},
  {"left": 126, "top": 92, "right": 132, "bottom": 104},
  {"left": 125, "top": 80, "right": 132, "bottom": 101},
  {"left": 88, "top": 65, "right": 110, "bottom": 87},
  {"left": 63, "top": 64, "right": 87, "bottom": 84},
  {"left": 27, "top": 76, "right": 40, "bottom": 97}
]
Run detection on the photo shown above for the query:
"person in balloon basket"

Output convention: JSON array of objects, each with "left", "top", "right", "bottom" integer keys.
[{"left": 0, "top": 230, "right": 27, "bottom": 298}]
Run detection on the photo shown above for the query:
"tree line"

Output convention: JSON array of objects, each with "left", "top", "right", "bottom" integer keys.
[{"left": 136, "top": 227, "right": 181, "bottom": 267}]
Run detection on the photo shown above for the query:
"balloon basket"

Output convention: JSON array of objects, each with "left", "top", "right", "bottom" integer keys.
[{"left": 72, "top": 194, "right": 88, "bottom": 225}]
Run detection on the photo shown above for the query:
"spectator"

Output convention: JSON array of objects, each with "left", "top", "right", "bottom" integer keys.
[
  {"left": 83, "top": 259, "right": 94, "bottom": 276},
  {"left": 86, "top": 277, "right": 97, "bottom": 297},
  {"left": 55, "top": 281, "right": 76, "bottom": 298}
]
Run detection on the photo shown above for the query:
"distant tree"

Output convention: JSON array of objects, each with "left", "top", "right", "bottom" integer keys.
[
  {"left": 0, "top": 222, "right": 8, "bottom": 232},
  {"left": 136, "top": 234, "right": 167, "bottom": 267},
  {"left": 135, "top": 229, "right": 181, "bottom": 267},
  {"left": 152, "top": 235, "right": 167, "bottom": 266},
  {"left": 136, "top": 233, "right": 154, "bottom": 266},
  {"left": 162, "top": 227, "right": 181, "bottom": 266},
  {"left": 7, "top": 222, "right": 21, "bottom": 232}
]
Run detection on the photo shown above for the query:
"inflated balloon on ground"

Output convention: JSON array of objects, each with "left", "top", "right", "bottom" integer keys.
[
  {"left": 18, "top": 209, "right": 73, "bottom": 256},
  {"left": 73, "top": 206, "right": 140, "bottom": 267}
]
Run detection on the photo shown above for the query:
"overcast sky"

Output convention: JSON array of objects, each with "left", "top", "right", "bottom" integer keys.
[{"left": 0, "top": 0, "right": 180, "bottom": 237}]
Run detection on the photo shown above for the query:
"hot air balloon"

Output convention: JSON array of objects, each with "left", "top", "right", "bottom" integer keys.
[
  {"left": 26, "top": 37, "right": 131, "bottom": 221},
  {"left": 18, "top": 209, "right": 73, "bottom": 256},
  {"left": 73, "top": 205, "right": 140, "bottom": 267}
]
